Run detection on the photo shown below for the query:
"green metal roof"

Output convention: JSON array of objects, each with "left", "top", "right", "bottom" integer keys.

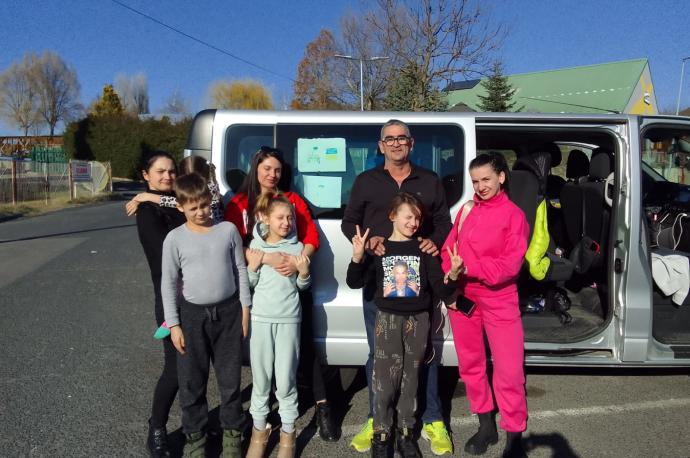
[{"left": 445, "top": 58, "right": 649, "bottom": 114}]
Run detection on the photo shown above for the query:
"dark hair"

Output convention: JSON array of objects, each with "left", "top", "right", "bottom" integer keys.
[
  {"left": 388, "top": 192, "right": 424, "bottom": 220},
  {"left": 140, "top": 150, "right": 176, "bottom": 177},
  {"left": 173, "top": 172, "right": 211, "bottom": 205},
  {"left": 254, "top": 191, "right": 294, "bottom": 221},
  {"left": 238, "top": 147, "right": 288, "bottom": 238},
  {"left": 380, "top": 119, "right": 411, "bottom": 140},
  {"left": 469, "top": 152, "right": 510, "bottom": 192}
]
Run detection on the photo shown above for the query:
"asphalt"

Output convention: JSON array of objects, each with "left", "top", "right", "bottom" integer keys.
[{"left": 1, "top": 200, "right": 689, "bottom": 457}]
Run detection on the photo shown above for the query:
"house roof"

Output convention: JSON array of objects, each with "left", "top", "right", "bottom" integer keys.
[{"left": 445, "top": 58, "right": 650, "bottom": 114}]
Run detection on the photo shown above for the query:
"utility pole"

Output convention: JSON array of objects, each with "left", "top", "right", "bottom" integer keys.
[
  {"left": 334, "top": 55, "right": 389, "bottom": 111},
  {"left": 676, "top": 56, "right": 690, "bottom": 115}
]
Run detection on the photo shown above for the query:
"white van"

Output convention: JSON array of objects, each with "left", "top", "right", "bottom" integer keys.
[{"left": 185, "top": 109, "right": 690, "bottom": 367}]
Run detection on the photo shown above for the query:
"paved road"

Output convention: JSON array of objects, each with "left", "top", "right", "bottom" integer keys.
[{"left": 1, "top": 201, "right": 689, "bottom": 457}]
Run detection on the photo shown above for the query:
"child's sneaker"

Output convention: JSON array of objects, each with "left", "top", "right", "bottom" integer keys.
[
  {"left": 221, "top": 429, "right": 242, "bottom": 458},
  {"left": 350, "top": 417, "right": 374, "bottom": 452},
  {"left": 396, "top": 427, "right": 422, "bottom": 458},
  {"left": 183, "top": 431, "right": 206, "bottom": 458},
  {"left": 421, "top": 421, "right": 453, "bottom": 455},
  {"left": 371, "top": 430, "right": 393, "bottom": 458}
]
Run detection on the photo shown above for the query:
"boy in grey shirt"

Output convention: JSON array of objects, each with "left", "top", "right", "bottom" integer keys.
[{"left": 161, "top": 173, "right": 250, "bottom": 458}]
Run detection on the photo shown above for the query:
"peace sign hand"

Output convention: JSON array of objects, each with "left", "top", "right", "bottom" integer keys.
[
  {"left": 352, "top": 225, "right": 370, "bottom": 263},
  {"left": 446, "top": 244, "right": 464, "bottom": 281}
]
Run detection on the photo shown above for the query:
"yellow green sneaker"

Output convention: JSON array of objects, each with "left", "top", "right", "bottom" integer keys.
[
  {"left": 350, "top": 418, "right": 374, "bottom": 452},
  {"left": 421, "top": 421, "right": 453, "bottom": 455}
]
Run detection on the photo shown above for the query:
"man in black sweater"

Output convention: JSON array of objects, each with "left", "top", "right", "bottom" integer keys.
[{"left": 341, "top": 119, "right": 453, "bottom": 455}]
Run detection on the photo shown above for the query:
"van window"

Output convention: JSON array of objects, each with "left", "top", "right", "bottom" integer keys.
[
  {"left": 274, "top": 124, "right": 464, "bottom": 219},
  {"left": 223, "top": 125, "right": 274, "bottom": 192}
]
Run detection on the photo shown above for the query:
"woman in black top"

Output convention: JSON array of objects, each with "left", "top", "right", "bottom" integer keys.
[{"left": 135, "top": 151, "right": 185, "bottom": 458}]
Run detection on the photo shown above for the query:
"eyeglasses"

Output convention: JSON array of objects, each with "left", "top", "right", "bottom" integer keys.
[
  {"left": 259, "top": 145, "right": 280, "bottom": 153},
  {"left": 381, "top": 136, "right": 411, "bottom": 146}
]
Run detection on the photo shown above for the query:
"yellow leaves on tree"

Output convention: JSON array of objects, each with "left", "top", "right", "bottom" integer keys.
[
  {"left": 208, "top": 80, "right": 273, "bottom": 110},
  {"left": 91, "top": 84, "right": 124, "bottom": 117}
]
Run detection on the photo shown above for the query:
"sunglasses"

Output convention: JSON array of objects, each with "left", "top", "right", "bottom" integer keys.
[{"left": 259, "top": 145, "right": 282, "bottom": 155}]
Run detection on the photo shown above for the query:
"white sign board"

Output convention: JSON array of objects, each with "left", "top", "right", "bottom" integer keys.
[
  {"left": 71, "top": 161, "right": 92, "bottom": 182},
  {"left": 297, "top": 138, "right": 347, "bottom": 173},
  {"left": 302, "top": 175, "right": 342, "bottom": 208}
]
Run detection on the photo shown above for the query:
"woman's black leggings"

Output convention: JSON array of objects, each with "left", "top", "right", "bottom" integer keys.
[
  {"left": 298, "top": 290, "right": 328, "bottom": 402},
  {"left": 150, "top": 289, "right": 179, "bottom": 428}
]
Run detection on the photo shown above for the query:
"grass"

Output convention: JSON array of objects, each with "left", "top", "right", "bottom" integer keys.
[{"left": 0, "top": 193, "right": 117, "bottom": 221}]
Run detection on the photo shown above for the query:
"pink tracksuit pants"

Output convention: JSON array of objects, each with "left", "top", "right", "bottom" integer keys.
[{"left": 448, "top": 290, "right": 527, "bottom": 432}]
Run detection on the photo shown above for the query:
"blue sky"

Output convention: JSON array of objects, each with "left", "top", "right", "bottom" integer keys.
[{"left": 1, "top": 0, "right": 688, "bottom": 135}]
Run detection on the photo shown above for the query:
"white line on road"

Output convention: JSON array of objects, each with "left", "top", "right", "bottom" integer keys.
[{"left": 339, "top": 398, "right": 690, "bottom": 437}]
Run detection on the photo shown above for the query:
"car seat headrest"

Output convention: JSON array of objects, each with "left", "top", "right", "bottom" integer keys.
[
  {"left": 566, "top": 149, "right": 589, "bottom": 179},
  {"left": 589, "top": 152, "right": 612, "bottom": 180},
  {"left": 514, "top": 151, "right": 551, "bottom": 179},
  {"left": 530, "top": 142, "right": 562, "bottom": 167}
]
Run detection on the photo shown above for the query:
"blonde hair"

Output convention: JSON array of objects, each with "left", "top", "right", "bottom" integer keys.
[{"left": 255, "top": 191, "right": 293, "bottom": 216}]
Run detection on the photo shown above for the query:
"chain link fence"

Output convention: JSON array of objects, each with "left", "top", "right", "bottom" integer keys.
[{"left": 0, "top": 159, "right": 112, "bottom": 205}]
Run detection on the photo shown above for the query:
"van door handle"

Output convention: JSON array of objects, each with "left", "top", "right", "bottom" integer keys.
[{"left": 614, "top": 258, "right": 623, "bottom": 273}]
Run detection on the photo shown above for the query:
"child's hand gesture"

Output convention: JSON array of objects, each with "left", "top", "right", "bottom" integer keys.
[
  {"left": 446, "top": 244, "right": 464, "bottom": 281},
  {"left": 293, "top": 255, "right": 310, "bottom": 277},
  {"left": 246, "top": 248, "right": 264, "bottom": 272},
  {"left": 352, "top": 225, "right": 370, "bottom": 263}
]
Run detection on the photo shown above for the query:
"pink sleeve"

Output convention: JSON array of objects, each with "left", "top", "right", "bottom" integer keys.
[{"left": 462, "top": 210, "right": 529, "bottom": 286}]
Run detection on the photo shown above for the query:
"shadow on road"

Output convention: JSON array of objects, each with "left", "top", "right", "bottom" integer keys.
[{"left": 524, "top": 432, "right": 580, "bottom": 457}]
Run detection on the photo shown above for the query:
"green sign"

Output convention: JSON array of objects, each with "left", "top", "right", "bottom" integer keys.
[{"left": 30, "top": 146, "right": 67, "bottom": 163}]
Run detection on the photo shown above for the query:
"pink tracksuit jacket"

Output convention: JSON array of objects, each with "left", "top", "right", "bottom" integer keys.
[{"left": 441, "top": 190, "right": 529, "bottom": 432}]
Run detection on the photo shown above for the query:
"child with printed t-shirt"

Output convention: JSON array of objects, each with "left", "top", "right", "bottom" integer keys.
[{"left": 346, "top": 192, "right": 462, "bottom": 458}]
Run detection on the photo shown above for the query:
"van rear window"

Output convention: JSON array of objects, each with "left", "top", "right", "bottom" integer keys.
[{"left": 224, "top": 123, "right": 464, "bottom": 219}]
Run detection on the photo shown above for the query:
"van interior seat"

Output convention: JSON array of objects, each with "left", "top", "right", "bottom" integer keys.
[
  {"left": 581, "top": 152, "right": 612, "bottom": 249},
  {"left": 565, "top": 149, "right": 590, "bottom": 182},
  {"left": 531, "top": 142, "right": 566, "bottom": 200},
  {"left": 560, "top": 150, "right": 591, "bottom": 250}
]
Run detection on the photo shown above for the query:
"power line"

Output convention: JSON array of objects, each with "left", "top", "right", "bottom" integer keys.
[{"left": 109, "top": 0, "right": 295, "bottom": 82}]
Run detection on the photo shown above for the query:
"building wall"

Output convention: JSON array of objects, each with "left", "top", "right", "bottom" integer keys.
[{"left": 624, "top": 64, "right": 658, "bottom": 115}]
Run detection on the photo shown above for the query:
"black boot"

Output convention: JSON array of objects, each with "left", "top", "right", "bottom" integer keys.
[
  {"left": 371, "top": 431, "right": 394, "bottom": 458},
  {"left": 395, "top": 428, "right": 421, "bottom": 458},
  {"left": 502, "top": 432, "right": 527, "bottom": 458},
  {"left": 315, "top": 401, "right": 340, "bottom": 441},
  {"left": 147, "top": 419, "right": 170, "bottom": 457},
  {"left": 464, "top": 412, "right": 498, "bottom": 455}
]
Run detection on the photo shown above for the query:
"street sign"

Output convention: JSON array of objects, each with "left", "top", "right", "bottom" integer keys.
[{"left": 71, "top": 161, "right": 91, "bottom": 182}]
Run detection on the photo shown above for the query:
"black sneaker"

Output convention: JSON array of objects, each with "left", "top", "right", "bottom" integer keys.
[
  {"left": 371, "top": 431, "right": 393, "bottom": 458},
  {"left": 315, "top": 402, "right": 340, "bottom": 442},
  {"left": 396, "top": 428, "right": 421, "bottom": 458},
  {"left": 147, "top": 419, "right": 170, "bottom": 458},
  {"left": 464, "top": 412, "right": 498, "bottom": 455}
]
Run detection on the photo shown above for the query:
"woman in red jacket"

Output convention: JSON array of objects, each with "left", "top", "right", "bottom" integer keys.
[
  {"left": 441, "top": 152, "right": 529, "bottom": 458},
  {"left": 224, "top": 146, "right": 339, "bottom": 441}
]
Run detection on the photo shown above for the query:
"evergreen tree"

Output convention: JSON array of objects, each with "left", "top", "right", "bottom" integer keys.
[
  {"left": 91, "top": 84, "right": 124, "bottom": 116},
  {"left": 477, "top": 61, "right": 523, "bottom": 112},
  {"left": 384, "top": 63, "right": 447, "bottom": 112}
]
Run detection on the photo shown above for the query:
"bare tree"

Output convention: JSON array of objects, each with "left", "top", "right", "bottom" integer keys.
[
  {"left": 115, "top": 72, "right": 149, "bottom": 115},
  {"left": 30, "top": 51, "right": 81, "bottom": 136},
  {"left": 291, "top": 29, "right": 344, "bottom": 110},
  {"left": 161, "top": 89, "right": 190, "bottom": 115},
  {"left": 367, "top": 0, "right": 503, "bottom": 110},
  {"left": 337, "top": 13, "right": 393, "bottom": 110},
  {"left": 0, "top": 54, "right": 42, "bottom": 136}
]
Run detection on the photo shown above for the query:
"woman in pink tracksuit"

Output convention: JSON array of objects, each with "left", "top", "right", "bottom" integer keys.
[{"left": 441, "top": 152, "right": 529, "bottom": 458}]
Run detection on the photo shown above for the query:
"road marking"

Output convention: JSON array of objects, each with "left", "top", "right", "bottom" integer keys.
[{"left": 339, "top": 398, "right": 690, "bottom": 436}]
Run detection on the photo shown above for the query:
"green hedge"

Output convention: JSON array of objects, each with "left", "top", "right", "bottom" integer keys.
[{"left": 63, "top": 115, "right": 192, "bottom": 179}]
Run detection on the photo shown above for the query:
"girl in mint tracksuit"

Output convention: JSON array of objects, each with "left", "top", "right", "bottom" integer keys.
[{"left": 245, "top": 192, "right": 311, "bottom": 458}]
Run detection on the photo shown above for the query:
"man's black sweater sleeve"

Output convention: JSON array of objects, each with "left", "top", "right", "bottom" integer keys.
[{"left": 425, "top": 253, "right": 456, "bottom": 303}]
